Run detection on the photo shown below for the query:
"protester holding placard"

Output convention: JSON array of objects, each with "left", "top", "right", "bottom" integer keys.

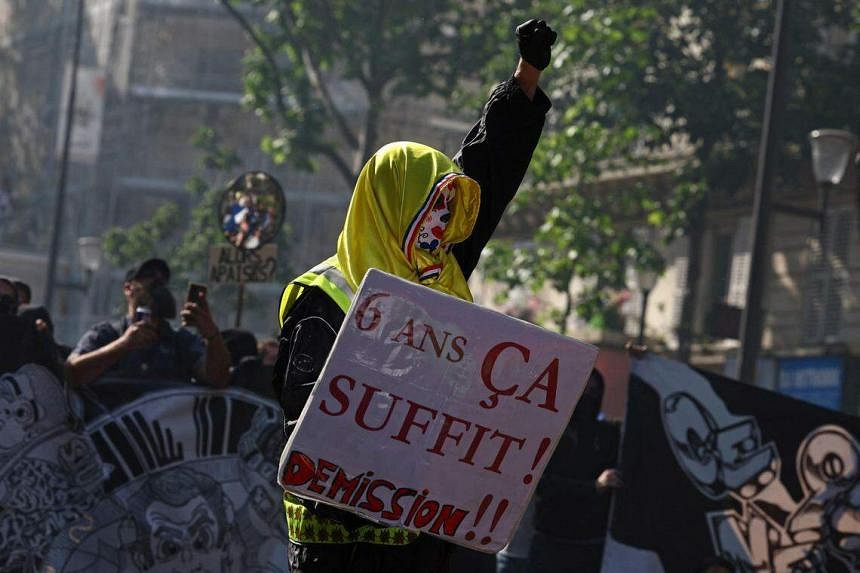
[{"left": 272, "top": 18, "right": 556, "bottom": 573}]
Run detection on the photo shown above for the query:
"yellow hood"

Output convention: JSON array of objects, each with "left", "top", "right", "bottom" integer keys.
[{"left": 335, "top": 141, "right": 480, "bottom": 301}]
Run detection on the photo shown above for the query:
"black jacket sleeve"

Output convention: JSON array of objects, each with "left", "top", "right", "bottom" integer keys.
[
  {"left": 452, "top": 77, "right": 551, "bottom": 279},
  {"left": 271, "top": 287, "right": 345, "bottom": 430}
]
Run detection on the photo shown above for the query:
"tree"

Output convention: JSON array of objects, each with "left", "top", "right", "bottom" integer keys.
[
  {"left": 218, "top": 0, "right": 510, "bottom": 187},
  {"left": 480, "top": 0, "right": 859, "bottom": 345},
  {"left": 103, "top": 128, "right": 296, "bottom": 321},
  {"left": 480, "top": 3, "right": 691, "bottom": 335},
  {"left": 101, "top": 1, "right": 528, "bottom": 328}
]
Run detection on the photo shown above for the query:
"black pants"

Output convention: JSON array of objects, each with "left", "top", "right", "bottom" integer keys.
[
  {"left": 287, "top": 535, "right": 451, "bottom": 573},
  {"left": 526, "top": 532, "right": 604, "bottom": 573}
]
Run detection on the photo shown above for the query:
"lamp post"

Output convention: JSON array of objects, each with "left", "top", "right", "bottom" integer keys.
[
  {"left": 54, "top": 236, "right": 103, "bottom": 291},
  {"left": 738, "top": 127, "right": 856, "bottom": 381},
  {"left": 809, "top": 129, "right": 857, "bottom": 343},
  {"left": 45, "top": 0, "right": 86, "bottom": 311},
  {"left": 737, "top": 0, "right": 792, "bottom": 384},
  {"left": 78, "top": 236, "right": 103, "bottom": 275},
  {"left": 809, "top": 129, "right": 858, "bottom": 218},
  {"left": 636, "top": 267, "right": 658, "bottom": 346}
]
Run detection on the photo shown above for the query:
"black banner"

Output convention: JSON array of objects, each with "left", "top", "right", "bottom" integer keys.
[
  {"left": 604, "top": 355, "right": 860, "bottom": 572},
  {"left": 0, "top": 365, "right": 288, "bottom": 572}
]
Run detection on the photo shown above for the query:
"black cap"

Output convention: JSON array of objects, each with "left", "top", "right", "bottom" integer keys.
[{"left": 125, "top": 258, "right": 171, "bottom": 284}]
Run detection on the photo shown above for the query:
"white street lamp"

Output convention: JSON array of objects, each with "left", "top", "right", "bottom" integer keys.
[
  {"left": 77, "top": 236, "right": 103, "bottom": 273},
  {"left": 810, "top": 129, "right": 858, "bottom": 186}
]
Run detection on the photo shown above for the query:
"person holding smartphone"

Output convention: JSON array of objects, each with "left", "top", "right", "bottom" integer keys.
[{"left": 65, "top": 258, "right": 230, "bottom": 387}]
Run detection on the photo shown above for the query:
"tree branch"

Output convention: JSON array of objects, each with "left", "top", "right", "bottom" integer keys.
[
  {"left": 217, "top": 0, "right": 290, "bottom": 125},
  {"left": 278, "top": 7, "right": 361, "bottom": 151},
  {"left": 299, "top": 47, "right": 360, "bottom": 150},
  {"left": 312, "top": 143, "right": 357, "bottom": 187},
  {"left": 358, "top": 0, "right": 386, "bottom": 165}
]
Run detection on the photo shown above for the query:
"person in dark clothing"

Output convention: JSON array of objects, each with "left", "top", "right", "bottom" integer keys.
[
  {"left": 222, "top": 328, "right": 275, "bottom": 397},
  {"left": 66, "top": 258, "right": 230, "bottom": 387},
  {"left": 272, "top": 18, "right": 556, "bottom": 573},
  {"left": 527, "top": 370, "right": 623, "bottom": 573}
]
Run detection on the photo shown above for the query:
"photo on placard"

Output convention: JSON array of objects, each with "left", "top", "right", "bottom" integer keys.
[{"left": 218, "top": 171, "right": 285, "bottom": 251}]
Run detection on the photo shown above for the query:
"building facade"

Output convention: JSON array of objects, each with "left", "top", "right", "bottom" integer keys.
[{"left": 0, "top": 0, "right": 469, "bottom": 343}]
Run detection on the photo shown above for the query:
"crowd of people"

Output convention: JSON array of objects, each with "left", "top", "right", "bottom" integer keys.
[
  {"left": 0, "top": 16, "right": 741, "bottom": 573},
  {"left": 1, "top": 259, "right": 279, "bottom": 394}
]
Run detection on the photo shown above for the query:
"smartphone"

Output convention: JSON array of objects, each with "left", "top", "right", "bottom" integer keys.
[
  {"left": 134, "top": 306, "right": 153, "bottom": 323},
  {"left": 186, "top": 282, "right": 208, "bottom": 306}
]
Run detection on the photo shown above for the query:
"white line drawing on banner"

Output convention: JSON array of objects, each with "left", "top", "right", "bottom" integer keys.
[
  {"left": 0, "top": 374, "right": 290, "bottom": 573},
  {"left": 638, "top": 356, "right": 860, "bottom": 572}
]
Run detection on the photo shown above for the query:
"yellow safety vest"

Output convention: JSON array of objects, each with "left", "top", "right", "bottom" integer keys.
[
  {"left": 278, "top": 256, "right": 352, "bottom": 326},
  {"left": 278, "top": 258, "right": 415, "bottom": 545}
]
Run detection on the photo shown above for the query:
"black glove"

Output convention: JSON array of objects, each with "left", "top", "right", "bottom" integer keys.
[{"left": 515, "top": 18, "right": 557, "bottom": 71}]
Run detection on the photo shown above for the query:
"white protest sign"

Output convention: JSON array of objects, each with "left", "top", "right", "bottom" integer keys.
[
  {"left": 208, "top": 244, "right": 278, "bottom": 284},
  {"left": 278, "top": 269, "right": 598, "bottom": 552}
]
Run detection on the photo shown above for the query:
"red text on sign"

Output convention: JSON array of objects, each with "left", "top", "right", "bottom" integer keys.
[{"left": 320, "top": 374, "right": 527, "bottom": 475}]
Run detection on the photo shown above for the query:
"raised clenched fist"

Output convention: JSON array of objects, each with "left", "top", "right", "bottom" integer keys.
[{"left": 516, "top": 18, "right": 557, "bottom": 71}]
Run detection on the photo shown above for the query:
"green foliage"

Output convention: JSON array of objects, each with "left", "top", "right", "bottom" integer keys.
[
  {"left": 103, "top": 203, "right": 181, "bottom": 268},
  {"left": 170, "top": 128, "right": 242, "bottom": 281},
  {"left": 103, "top": 127, "right": 292, "bottom": 284},
  {"left": 221, "top": 0, "right": 516, "bottom": 186},
  {"left": 481, "top": 0, "right": 859, "bottom": 335}
]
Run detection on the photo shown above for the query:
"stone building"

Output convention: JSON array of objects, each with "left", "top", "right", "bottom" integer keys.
[{"left": 0, "top": 0, "right": 469, "bottom": 342}]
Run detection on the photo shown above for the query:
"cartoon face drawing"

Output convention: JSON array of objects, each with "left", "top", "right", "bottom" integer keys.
[
  {"left": 123, "top": 467, "right": 237, "bottom": 572},
  {"left": 416, "top": 185, "right": 453, "bottom": 252},
  {"left": 144, "top": 496, "right": 223, "bottom": 571},
  {"left": 0, "top": 374, "right": 41, "bottom": 450},
  {"left": 663, "top": 392, "right": 779, "bottom": 500}
]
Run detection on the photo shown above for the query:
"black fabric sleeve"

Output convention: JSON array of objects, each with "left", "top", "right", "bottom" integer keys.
[
  {"left": 271, "top": 287, "right": 345, "bottom": 429},
  {"left": 452, "top": 77, "right": 551, "bottom": 279}
]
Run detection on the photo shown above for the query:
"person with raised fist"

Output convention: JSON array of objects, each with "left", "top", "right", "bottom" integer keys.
[{"left": 273, "top": 19, "right": 556, "bottom": 573}]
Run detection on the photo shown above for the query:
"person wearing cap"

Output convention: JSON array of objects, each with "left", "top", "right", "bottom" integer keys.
[{"left": 65, "top": 258, "right": 230, "bottom": 387}]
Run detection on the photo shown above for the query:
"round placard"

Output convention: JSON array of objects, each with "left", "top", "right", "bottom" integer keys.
[{"left": 218, "top": 171, "right": 285, "bottom": 250}]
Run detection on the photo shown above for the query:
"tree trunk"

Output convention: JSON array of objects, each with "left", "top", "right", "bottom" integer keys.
[{"left": 357, "top": 90, "right": 381, "bottom": 173}]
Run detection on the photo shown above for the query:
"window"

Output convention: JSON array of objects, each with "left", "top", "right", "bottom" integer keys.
[{"left": 726, "top": 217, "right": 752, "bottom": 308}]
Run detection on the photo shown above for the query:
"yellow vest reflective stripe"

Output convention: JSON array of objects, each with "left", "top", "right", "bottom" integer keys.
[
  {"left": 278, "top": 256, "right": 353, "bottom": 327},
  {"left": 284, "top": 494, "right": 418, "bottom": 545},
  {"left": 279, "top": 262, "right": 415, "bottom": 545}
]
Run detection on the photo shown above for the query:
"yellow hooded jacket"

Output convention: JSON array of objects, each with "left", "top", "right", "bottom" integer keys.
[
  {"left": 279, "top": 141, "right": 481, "bottom": 324},
  {"left": 278, "top": 142, "right": 482, "bottom": 545}
]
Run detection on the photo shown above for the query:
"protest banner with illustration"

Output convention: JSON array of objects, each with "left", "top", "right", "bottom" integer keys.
[
  {"left": 603, "top": 355, "right": 860, "bottom": 573},
  {"left": 279, "top": 269, "right": 599, "bottom": 552},
  {"left": 0, "top": 366, "right": 289, "bottom": 572}
]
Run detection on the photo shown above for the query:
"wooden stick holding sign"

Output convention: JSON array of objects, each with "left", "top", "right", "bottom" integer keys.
[{"left": 279, "top": 269, "right": 598, "bottom": 552}]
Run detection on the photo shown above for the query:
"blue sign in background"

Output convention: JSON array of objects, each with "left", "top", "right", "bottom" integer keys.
[{"left": 777, "top": 356, "right": 843, "bottom": 411}]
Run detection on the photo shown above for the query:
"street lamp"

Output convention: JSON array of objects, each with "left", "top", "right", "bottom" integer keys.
[
  {"left": 809, "top": 129, "right": 858, "bottom": 230},
  {"left": 55, "top": 237, "right": 103, "bottom": 291},
  {"left": 636, "top": 267, "right": 659, "bottom": 346},
  {"left": 78, "top": 236, "right": 103, "bottom": 274},
  {"left": 740, "top": 127, "right": 858, "bottom": 382},
  {"left": 810, "top": 129, "right": 858, "bottom": 186}
]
